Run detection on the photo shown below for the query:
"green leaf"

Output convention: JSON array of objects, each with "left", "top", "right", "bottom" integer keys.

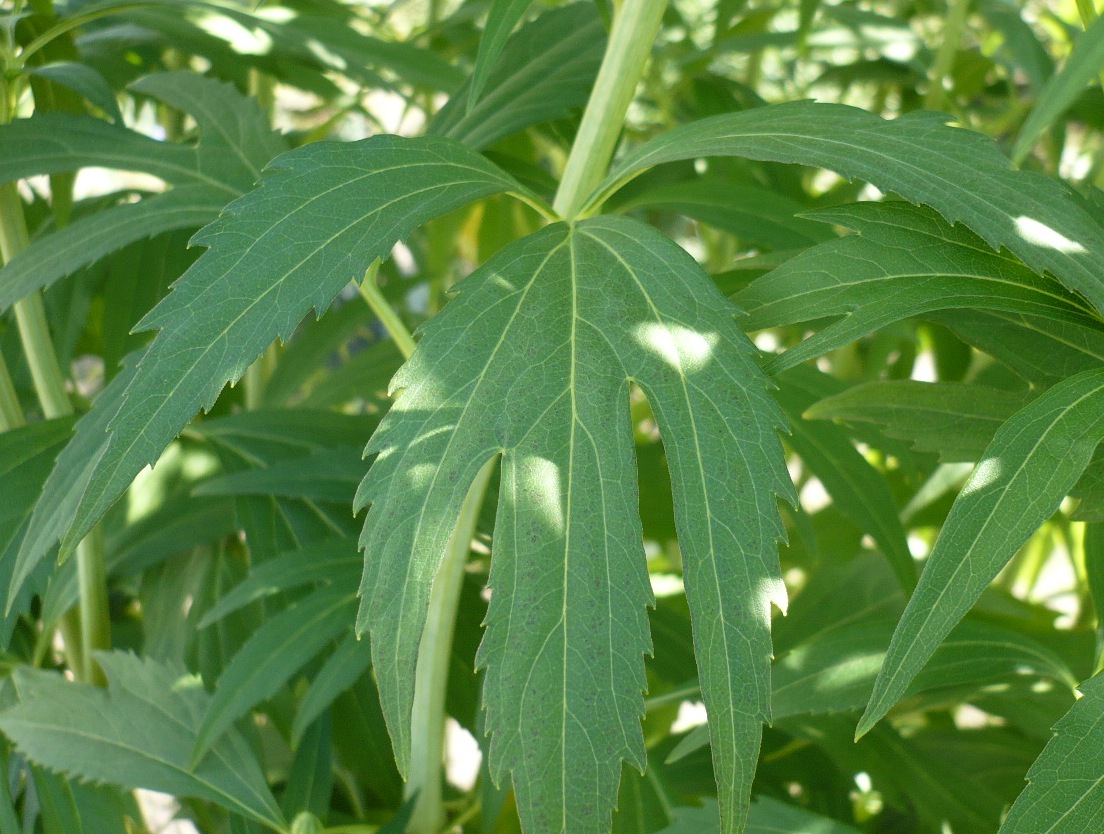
[
  {"left": 18, "top": 136, "right": 518, "bottom": 583},
  {"left": 658, "top": 796, "right": 860, "bottom": 833},
  {"left": 430, "top": 4, "right": 606, "bottom": 150},
  {"left": 999, "top": 673, "right": 1104, "bottom": 833},
  {"left": 197, "top": 538, "right": 361, "bottom": 628},
  {"left": 591, "top": 102, "right": 1104, "bottom": 317},
  {"left": 7, "top": 351, "right": 139, "bottom": 612},
  {"left": 0, "top": 187, "right": 225, "bottom": 314},
  {"left": 0, "top": 652, "right": 286, "bottom": 832},
  {"left": 776, "top": 373, "right": 915, "bottom": 590},
  {"left": 805, "top": 381, "right": 1032, "bottom": 462},
  {"left": 772, "top": 619, "right": 1076, "bottom": 721},
  {"left": 1012, "top": 13, "right": 1104, "bottom": 165},
  {"left": 611, "top": 179, "right": 833, "bottom": 250},
  {"left": 0, "top": 71, "right": 286, "bottom": 312},
  {"left": 193, "top": 583, "right": 357, "bottom": 764},
  {"left": 194, "top": 447, "right": 365, "bottom": 503},
  {"left": 355, "top": 216, "right": 791, "bottom": 834},
  {"left": 129, "top": 71, "right": 286, "bottom": 191},
  {"left": 291, "top": 631, "right": 373, "bottom": 747},
  {"left": 0, "top": 113, "right": 205, "bottom": 189},
  {"left": 26, "top": 62, "right": 122, "bottom": 124},
  {"left": 734, "top": 200, "right": 1101, "bottom": 373},
  {"left": 468, "top": 0, "right": 533, "bottom": 111},
  {"left": 858, "top": 368, "right": 1104, "bottom": 737}
]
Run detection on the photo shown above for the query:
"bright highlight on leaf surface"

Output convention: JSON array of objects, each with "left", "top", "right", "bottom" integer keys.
[{"left": 354, "top": 216, "right": 792, "bottom": 834}]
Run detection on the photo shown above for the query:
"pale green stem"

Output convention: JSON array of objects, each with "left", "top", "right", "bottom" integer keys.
[
  {"left": 552, "top": 0, "right": 669, "bottom": 219},
  {"left": 75, "top": 528, "right": 108, "bottom": 685},
  {"left": 357, "top": 261, "right": 417, "bottom": 360},
  {"left": 0, "top": 360, "right": 22, "bottom": 431},
  {"left": 924, "top": 0, "right": 971, "bottom": 111},
  {"left": 405, "top": 459, "right": 496, "bottom": 834},
  {"left": 0, "top": 183, "right": 110, "bottom": 684},
  {"left": 1076, "top": 0, "right": 1099, "bottom": 25}
]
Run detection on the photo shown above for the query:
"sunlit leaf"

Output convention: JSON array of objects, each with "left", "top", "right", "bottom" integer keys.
[
  {"left": 355, "top": 216, "right": 791, "bottom": 834},
  {"left": 592, "top": 102, "right": 1104, "bottom": 317},
  {"left": 16, "top": 136, "right": 518, "bottom": 590},
  {"left": 735, "top": 200, "right": 1101, "bottom": 373}
]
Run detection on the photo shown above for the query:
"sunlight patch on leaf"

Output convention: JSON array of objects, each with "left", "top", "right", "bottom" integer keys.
[
  {"left": 1013, "top": 216, "right": 1086, "bottom": 254},
  {"left": 633, "top": 324, "right": 719, "bottom": 373}
]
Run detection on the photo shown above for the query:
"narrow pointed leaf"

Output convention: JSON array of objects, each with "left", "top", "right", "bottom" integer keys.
[
  {"left": 430, "top": 4, "right": 606, "bottom": 151},
  {"left": 18, "top": 136, "right": 517, "bottom": 582},
  {"left": 859, "top": 368, "right": 1104, "bottom": 737},
  {"left": 1012, "top": 14, "right": 1104, "bottom": 165},
  {"left": 0, "top": 652, "right": 286, "bottom": 832},
  {"left": 468, "top": 0, "right": 533, "bottom": 110},
  {"left": 592, "top": 102, "right": 1104, "bottom": 316},
  {"left": 355, "top": 216, "right": 791, "bottom": 834},
  {"left": 0, "top": 187, "right": 225, "bottom": 313},
  {"left": 7, "top": 351, "right": 138, "bottom": 611},
  {"left": 1000, "top": 673, "right": 1104, "bottom": 833},
  {"left": 0, "top": 112, "right": 208, "bottom": 189},
  {"left": 805, "top": 381, "right": 1032, "bottom": 462},
  {"left": 776, "top": 375, "right": 914, "bottom": 589},
  {"left": 193, "top": 584, "right": 357, "bottom": 764},
  {"left": 291, "top": 631, "right": 373, "bottom": 747},
  {"left": 734, "top": 201, "right": 1102, "bottom": 372},
  {"left": 26, "top": 62, "right": 122, "bottom": 124},
  {"left": 197, "top": 538, "right": 361, "bottom": 628},
  {"left": 128, "top": 71, "right": 286, "bottom": 192}
]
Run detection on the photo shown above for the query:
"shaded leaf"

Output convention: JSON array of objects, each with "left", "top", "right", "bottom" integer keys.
[
  {"left": 193, "top": 583, "right": 357, "bottom": 764},
  {"left": 735, "top": 201, "right": 1101, "bottom": 373},
  {"left": 1000, "top": 672, "right": 1104, "bottom": 833},
  {"left": 430, "top": 4, "right": 606, "bottom": 150},
  {"left": 806, "top": 380, "right": 1032, "bottom": 462},
  {"left": 1012, "top": 13, "right": 1104, "bottom": 165},
  {"left": 469, "top": 0, "right": 533, "bottom": 110},
  {"left": 859, "top": 368, "right": 1104, "bottom": 737},
  {"left": 0, "top": 652, "right": 286, "bottom": 832}
]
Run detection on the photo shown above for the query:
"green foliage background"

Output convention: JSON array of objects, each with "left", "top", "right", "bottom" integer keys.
[{"left": 0, "top": 0, "right": 1102, "bottom": 833}]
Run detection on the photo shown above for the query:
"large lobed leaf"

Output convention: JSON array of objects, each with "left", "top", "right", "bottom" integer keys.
[
  {"left": 0, "top": 652, "right": 286, "bottom": 832},
  {"left": 999, "top": 672, "right": 1104, "bottom": 833},
  {"left": 354, "top": 216, "right": 792, "bottom": 834},
  {"left": 859, "top": 368, "right": 1104, "bottom": 736},
  {"left": 13, "top": 135, "right": 519, "bottom": 600},
  {"left": 591, "top": 102, "right": 1104, "bottom": 317}
]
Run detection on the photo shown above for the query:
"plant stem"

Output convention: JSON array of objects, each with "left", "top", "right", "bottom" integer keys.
[
  {"left": 357, "top": 260, "right": 417, "bottom": 360},
  {"left": 552, "top": 0, "right": 668, "bottom": 219},
  {"left": 0, "top": 360, "right": 22, "bottom": 431},
  {"left": 924, "top": 0, "right": 971, "bottom": 111},
  {"left": 0, "top": 183, "right": 110, "bottom": 684},
  {"left": 405, "top": 458, "right": 496, "bottom": 834}
]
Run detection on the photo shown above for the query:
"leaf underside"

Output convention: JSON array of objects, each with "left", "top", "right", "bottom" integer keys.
[
  {"left": 355, "top": 216, "right": 792, "bottom": 834},
  {"left": 1000, "top": 673, "right": 1104, "bottom": 833}
]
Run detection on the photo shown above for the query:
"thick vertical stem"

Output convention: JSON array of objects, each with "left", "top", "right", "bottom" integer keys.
[
  {"left": 0, "top": 182, "right": 110, "bottom": 684},
  {"left": 552, "top": 0, "right": 668, "bottom": 219},
  {"left": 924, "top": 0, "right": 971, "bottom": 111},
  {"left": 405, "top": 460, "right": 496, "bottom": 834}
]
